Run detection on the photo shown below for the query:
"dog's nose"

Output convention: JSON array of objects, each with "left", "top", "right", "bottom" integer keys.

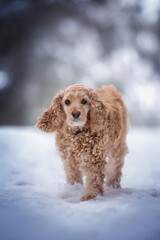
[{"left": 72, "top": 110, "right": 81, "bottom": 119}]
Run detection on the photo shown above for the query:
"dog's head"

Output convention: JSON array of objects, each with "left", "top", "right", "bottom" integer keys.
[{"left": 36, "top": 84, "right": 107, "bottom": 133}]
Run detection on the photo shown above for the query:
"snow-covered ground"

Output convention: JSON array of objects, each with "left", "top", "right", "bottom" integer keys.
[{"left": 0, "top": 127, "right": 160, "bottom": 240}]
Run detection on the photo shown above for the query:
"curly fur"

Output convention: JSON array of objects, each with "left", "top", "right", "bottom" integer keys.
[{"left": 36, "top": 84, "right": 128, "bottom": 201}]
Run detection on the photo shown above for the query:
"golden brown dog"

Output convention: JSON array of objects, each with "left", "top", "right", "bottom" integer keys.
[{"left": 36, "top": 84, "right": 128, "bottom": 201}]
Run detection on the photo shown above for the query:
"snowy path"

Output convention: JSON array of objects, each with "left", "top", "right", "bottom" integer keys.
[{"left": 0, "top": 127, "right": 160, "bottom": 240}]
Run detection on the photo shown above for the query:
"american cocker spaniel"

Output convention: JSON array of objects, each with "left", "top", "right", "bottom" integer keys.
[{"left": 36, "top": 84, "right": 128, "bottom": 201}]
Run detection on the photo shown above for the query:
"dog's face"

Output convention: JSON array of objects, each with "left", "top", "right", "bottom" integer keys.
[
  {"left": 36, "top": 84, "right": 107, "bottom": 133},
  {"left": 62, "top": 90, "right": 90, "bottom": 129}
]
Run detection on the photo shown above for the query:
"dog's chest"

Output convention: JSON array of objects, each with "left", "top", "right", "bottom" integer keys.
[
  {"left": 56, "top": 131, "right": 97, "bottom": 158},
  {"left": 73, "top": 133, "right": 95, "bottom": 153}
]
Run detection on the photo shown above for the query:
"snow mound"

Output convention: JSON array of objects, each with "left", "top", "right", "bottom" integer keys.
[{"left": 0, "top": 127, "right": 160, "bottom": 240}]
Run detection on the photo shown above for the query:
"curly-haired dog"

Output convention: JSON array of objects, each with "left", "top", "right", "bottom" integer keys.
[{"left": 36, "top": 84, "right": 128, "bottom": 201}]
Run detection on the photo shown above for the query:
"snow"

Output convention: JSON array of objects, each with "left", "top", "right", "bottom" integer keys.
[{"left": 0, "top": 127, "right": 160, "bottom": 240}]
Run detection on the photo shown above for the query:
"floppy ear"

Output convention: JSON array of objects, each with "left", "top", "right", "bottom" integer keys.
[
  {"left": 89, "top": 90, "right": 121, "bottom": 141},
  {"left": 35, "top": 91, "right": 65, "bottom": 132},
  {"left": 89, "top": 90, "right": 108, "bottom": 132}
]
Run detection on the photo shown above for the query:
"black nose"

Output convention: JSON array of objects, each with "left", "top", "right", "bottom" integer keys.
[{"left": 72, "top": 110, "right": 81, "bottom": 119}]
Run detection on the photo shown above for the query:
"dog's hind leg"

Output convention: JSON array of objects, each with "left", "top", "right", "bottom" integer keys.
[{"left": 105, "top": 142, "right": 128, "bottom": 188}]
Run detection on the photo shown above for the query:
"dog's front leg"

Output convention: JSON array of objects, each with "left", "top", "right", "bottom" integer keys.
[
  {"left": 63, "top": 157, "right": 83, "bottom": 185},
  {"left": 80, "top": 158, "right": 105, "bottom": 201}
]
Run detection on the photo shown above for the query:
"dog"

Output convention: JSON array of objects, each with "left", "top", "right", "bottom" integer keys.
[{"left": 36, "top": 84, "right": 128, "bottom": 201}]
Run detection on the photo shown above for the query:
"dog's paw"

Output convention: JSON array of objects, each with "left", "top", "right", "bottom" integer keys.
[
  {"left": 106, "top": 180, "right": 121, "bottom": 189},
  {"left": 112, "top": 182, "right": 121, "bottom": 189},
  {"left": 80, "top": 192, "right": 97, "bottom": 201}
]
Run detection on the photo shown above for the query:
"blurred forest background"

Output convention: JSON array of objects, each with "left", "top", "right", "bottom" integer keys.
[{"left": 0, "top": 0, "right": 160, "bottom": 126}]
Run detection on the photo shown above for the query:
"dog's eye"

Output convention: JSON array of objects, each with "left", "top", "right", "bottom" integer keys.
[
  {"left": 81, "top": 99, "right": 87, "bottom": 105},
  {"left": 65, "top": 99, "right": 71, "bottom": 105}
]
